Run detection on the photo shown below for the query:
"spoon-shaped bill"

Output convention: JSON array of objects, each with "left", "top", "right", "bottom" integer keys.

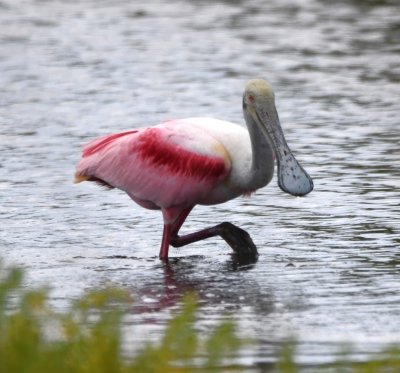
[
  {"left": 258, "top": 107, "right": 313, "bottom": 196},
  {"left": 276, "top": 147, "right": 313, "bottom": 196}
]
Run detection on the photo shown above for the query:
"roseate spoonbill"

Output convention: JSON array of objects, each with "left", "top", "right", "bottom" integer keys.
[{"left": 75, "top": 79, "right": 313, "bottom": 259}]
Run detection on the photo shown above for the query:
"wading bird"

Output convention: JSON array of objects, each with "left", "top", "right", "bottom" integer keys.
[{"left": 75, "top": 79, "right": 313, "bottom": 259}]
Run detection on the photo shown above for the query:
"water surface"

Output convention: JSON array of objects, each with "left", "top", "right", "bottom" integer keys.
[{"left": 1, "top": 0, "right": 399, "bottom": 369}]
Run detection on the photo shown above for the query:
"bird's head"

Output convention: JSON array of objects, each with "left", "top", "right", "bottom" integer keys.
[{"left": 243, "top": 79, "right": 313, "bottom": 197}]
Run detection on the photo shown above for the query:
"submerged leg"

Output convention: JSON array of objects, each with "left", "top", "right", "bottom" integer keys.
[{"left": 170, "top": 222, "right": 258, "bottom": 258}]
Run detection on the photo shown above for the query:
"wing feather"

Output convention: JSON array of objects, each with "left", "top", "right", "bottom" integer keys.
[{"left": 75, "top": 123, "right": 231, "bottom": 209}]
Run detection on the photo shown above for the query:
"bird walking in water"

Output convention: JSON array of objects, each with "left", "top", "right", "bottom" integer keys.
[{"left": 75, "top": 79, "right": 313, "bottom": 259}]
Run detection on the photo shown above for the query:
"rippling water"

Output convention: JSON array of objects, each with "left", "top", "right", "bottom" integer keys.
[{"left": 1, "top": 0, "right": 399, "bottom": 369}]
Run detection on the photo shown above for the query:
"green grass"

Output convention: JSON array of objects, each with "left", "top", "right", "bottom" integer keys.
[
  {"left": 1, "top": 261, "right": 400, "bottom": 372},
  {"left": 0, "top": 262, "right": 241, "bottom": 373}
]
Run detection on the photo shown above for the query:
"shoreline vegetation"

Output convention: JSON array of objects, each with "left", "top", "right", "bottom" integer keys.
[{"left": 1, "top": 262, "right": 399, "bottom": 372}]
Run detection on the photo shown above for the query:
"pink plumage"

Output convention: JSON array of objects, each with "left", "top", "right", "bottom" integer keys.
[
  {"left": 76, "top": 120, "right": 231, "bottom": 214},
  {"left": 75, "top": 80, "right": 313, "bottom": 259}
]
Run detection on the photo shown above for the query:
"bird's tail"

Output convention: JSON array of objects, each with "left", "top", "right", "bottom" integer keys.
[
  {"left": 74, "top": 173, "right": 89, "bottom": 184},
  {"left": 74, "top": 171, "right": 114, "bottom": 189}
]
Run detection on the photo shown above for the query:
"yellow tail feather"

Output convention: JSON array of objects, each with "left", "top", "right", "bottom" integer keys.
[{"left": 74, "top": 173, "right": 89, "bottom": 184}]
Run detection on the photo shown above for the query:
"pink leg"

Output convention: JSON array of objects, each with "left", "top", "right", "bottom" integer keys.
[
  {"left": 159, "top": 224, "right": 171, "bottom": 259},
  {"left": 159, "top": 207, "right": 258, "bottom": 259},
  {"left": 170, "top": 207, "right": 193, "bottom": 234},
  {"left": 159, "top": 207, "right": 193, "bottom": 260}
]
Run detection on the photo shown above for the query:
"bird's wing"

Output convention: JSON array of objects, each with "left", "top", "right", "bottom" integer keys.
[
  {"left": 75, "top": 123, "right": 231, "bottom": 208},
  {"left": 81, "top": 129, "right": 139, "bottom": 157}
]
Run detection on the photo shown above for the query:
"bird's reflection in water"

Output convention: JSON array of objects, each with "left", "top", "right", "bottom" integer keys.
[{"left": 128, "top": 253, "right": 275, "bottom": 318}]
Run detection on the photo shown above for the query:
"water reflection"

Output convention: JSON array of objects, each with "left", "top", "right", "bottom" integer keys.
[
  {"left": 1, "top": 0, "right": 400, "bottom": 367},
  {"left": 100, "top": 254, "right": 261, "bottom": 315}
]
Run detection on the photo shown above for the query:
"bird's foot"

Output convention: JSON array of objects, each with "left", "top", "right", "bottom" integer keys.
[
  {"left": 169, "top": 221, "right": 258, "bottom": 260},
  {"left": 216, "top": 222, "right": 258, "bottom": 259}
]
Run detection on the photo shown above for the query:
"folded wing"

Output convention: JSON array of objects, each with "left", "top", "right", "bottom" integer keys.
[{"left": 75, "top": 121, "right": 231, "bottom": 209}]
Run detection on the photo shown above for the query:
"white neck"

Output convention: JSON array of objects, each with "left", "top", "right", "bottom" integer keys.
[{"left": 243, "top": 109, "right": 275, "bottom": 191}]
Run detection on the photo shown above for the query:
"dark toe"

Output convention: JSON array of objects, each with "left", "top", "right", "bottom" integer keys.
[{"left": 218, "top": 222, "right": 258, "bottom": 258}]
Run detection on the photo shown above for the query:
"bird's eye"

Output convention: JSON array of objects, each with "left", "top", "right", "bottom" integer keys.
[{"left": 248, "top": 94, "right": 255, "bottom": 103}]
